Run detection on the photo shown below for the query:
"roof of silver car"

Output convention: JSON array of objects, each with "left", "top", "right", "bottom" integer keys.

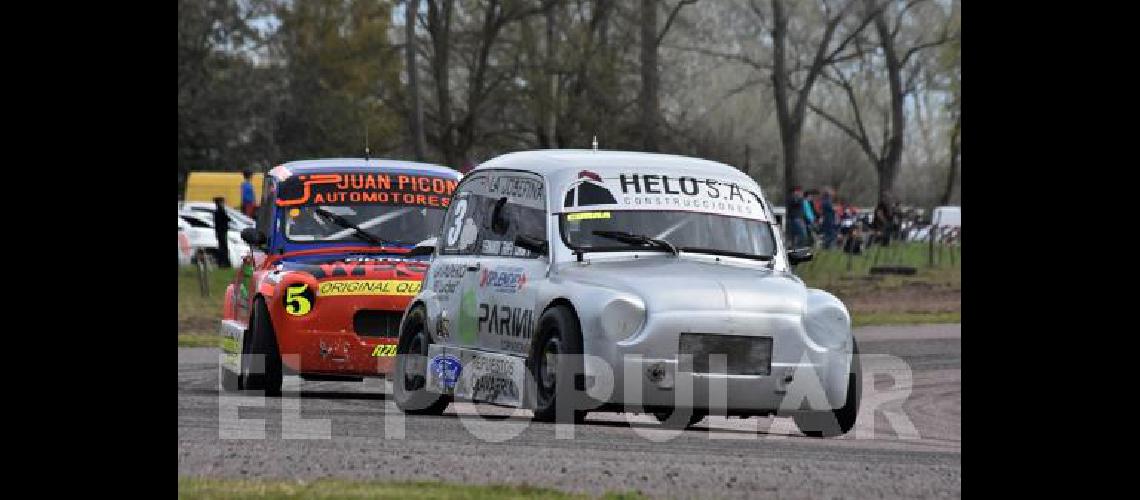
[{"left": 473, "top": 149, "right": 752, "bottom": 182}]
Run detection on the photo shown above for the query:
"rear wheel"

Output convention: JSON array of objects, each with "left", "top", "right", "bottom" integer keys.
[
  {"left": 392, "top": 306, "right": 451, "bottom": 415},
  {"left": 794, "top": 339, "right": 862, "bottom": 437},
  {"left": 240, "top": 298, "right": 282, "bottom": 397},
  {"left": 530, "top": 305, "right": 587, "bottom": 424}
]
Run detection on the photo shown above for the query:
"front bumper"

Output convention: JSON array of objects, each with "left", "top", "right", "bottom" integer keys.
[{"left": 583, "top": 310, "right": 852, "bottom": 413}]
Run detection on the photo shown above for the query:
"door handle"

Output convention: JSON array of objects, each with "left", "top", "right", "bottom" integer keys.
[{"left": 466, "top": 262, "right": 481, "bottom": 272}]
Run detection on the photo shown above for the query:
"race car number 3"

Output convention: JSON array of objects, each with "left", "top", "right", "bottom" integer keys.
[{"left": 284, "top": 284, "right": 313, "bottom": 316}]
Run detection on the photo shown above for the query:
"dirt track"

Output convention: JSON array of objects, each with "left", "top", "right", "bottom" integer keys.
[{"left": 178, "top": 324, "right": 960, "bottom": 498}]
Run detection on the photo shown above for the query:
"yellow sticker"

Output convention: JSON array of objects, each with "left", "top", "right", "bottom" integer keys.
[
  {"left": 220, "top": 337, "right": 240, "bottom": 354},
  {"left": 318, "top": 280, "right": 422, "bottom": 296},
  {"left": 289, "top": 208, "right": 300, "bottom": 217},
  {"left": 371, "top": 344, "right": 397, "bottom": 357},
  {"left": 566, "top": 211, "right": 611, "bottom": 221}
]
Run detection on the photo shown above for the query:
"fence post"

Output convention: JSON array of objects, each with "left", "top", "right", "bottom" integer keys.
[{"left": 196, "top": 250, "right": 210, "bottom": 298}]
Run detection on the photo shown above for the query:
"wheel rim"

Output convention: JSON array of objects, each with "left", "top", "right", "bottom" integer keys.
[
  {"left": 403, "top": 329, "right": 427, "bottom": 391},
  {"left": 539, "top": 336, "right": 561, "bottom": 395}
]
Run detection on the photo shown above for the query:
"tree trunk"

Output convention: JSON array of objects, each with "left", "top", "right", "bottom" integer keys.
[
  {"left": 873, "top": 1, "right": 904, "bottom": 205},
  {"left": 771, "top": 0, "right": 797, "bottom": 207},
  {"left": 544, "top": 1, "right": 558, "bottom": 148},
  {"left": 942, "top": 112, "right": 960, "bottom": 205},
  {"left": 639, "top": 0, "right": 659, "bottom": 152},
  {"left": 427, "top": 0, "right": 455, "bottom": 168},
  {"left": 406, "top": 0, "right": 427, "bottom": 161}
]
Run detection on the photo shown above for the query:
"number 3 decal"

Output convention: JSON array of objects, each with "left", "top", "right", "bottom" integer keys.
[
  {"left": 445, "top": 198, "right": 468, "bottom": 246},
  {"left": 284, "top": 284, "right": 313, "bottom": 316}
]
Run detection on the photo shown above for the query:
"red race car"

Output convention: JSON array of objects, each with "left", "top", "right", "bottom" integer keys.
[{"left": 219, "top": 159, "right": 460, "bottom": 395}]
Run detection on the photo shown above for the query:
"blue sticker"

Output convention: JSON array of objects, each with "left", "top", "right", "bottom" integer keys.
[{"left": 430, "top": 354, "right": 462, "bottom": 389}]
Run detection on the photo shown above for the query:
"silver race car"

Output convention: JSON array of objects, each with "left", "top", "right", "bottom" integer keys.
[{"left": 393, "top": 150, "right": 860, "bottom": 437}]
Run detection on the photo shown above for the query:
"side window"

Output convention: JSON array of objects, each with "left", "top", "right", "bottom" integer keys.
[
  {"left": 440, "top": 174, "right": 490, "bottom": 255},
  {"left": 481, "top": 172, "right": 546, "bottom": 258},
  {"left": 255, "top": 177, "right": 275, "bottom": 236}
]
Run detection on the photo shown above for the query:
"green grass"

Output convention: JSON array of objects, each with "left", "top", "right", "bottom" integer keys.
[
  {"left": 179, "top": 266, "right": 236, "bottom": 337},
  {"left": 179, "top": 333, "right": 223, "bottom": 348},
  {"left": 178, "top": 478, "right": 645, "bottom": 500},
  {"left": 851, "top": 311, "right": 961, "bottom": 327},
  {"left": 796, "top": 241, "right": 961, "bottom": 290}
]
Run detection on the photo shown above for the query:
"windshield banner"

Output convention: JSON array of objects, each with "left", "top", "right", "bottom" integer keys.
[
  {"left": 561, "top": 170, "right": 769, "bottom": 221},
  {"left": 276, "top": 173, "right": 458, "bottom": 208}
]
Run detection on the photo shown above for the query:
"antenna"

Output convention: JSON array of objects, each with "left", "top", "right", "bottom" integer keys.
[
  {"left": 364, "top": 122, "right": 371, "bottom": 161},
  {"left": 591, "top": 135, "right": 598, "bottom": 152}
]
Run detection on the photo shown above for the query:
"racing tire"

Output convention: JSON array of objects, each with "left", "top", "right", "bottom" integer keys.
[
  {"left": 529, "top": 305, "right": 587, "bottom": 424},
  {"left": 793, "top": 338, "right": 862, "bottom": 438},
  {"left": 653, "top": 409, "right": 707, "bottom": 430},
  {"left": 240, "top": 298, "right": 283, "bottom": 397},
  {"left": 393, "top": 305, "right": 451, "bottom": 416},
  {"left": 219, "top": 364, "right": 241, "bottom": 392}
]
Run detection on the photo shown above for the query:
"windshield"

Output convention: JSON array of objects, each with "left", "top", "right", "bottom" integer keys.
[
  {"left": 561, "top": 210, "right": 777, "bottom": 259},
  {"left": 285, "top": 204, "right": 446, "bottom": 245}
]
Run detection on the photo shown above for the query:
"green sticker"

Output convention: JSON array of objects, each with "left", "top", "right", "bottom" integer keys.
[{"left": 458, "top": 288, "right": 478, "bottom": 345}]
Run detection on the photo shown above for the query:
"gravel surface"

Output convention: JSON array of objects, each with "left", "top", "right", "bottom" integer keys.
[{"left": 178, "top": 324, "right": 961, "bottom": 498}]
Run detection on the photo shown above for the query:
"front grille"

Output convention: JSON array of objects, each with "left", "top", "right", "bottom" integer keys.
[
  {"left": 678, "top": 333, "right": 773, "bottom": 375},
  {"left": 353, "top": 310, "right": 403, "bottom": 337}
]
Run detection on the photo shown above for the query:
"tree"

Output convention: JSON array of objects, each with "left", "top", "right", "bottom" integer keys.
[
  {"left": 807, "top": 0, "right": 955, "bottom": 205},
  {"left": 406, "top": 0, "right": 428, "bottom": 160},
  {"left": 639, "top": 0, "right": 698, "bottom": 152}
]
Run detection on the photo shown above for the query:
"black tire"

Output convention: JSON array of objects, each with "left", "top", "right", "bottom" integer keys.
[
  {"left": 240, "top": 298, "right": 283, "bottom": 397},
  {"left": 392, "top": 305, "right": 451, "bottom": 415},
  {"left": 794, "top": 338, "right": 862, "bottom": 437},
  {"left": 653, "top": 409, "right": 707, "bottom": 430},
  {"left": 219, "top": 363, "right": 241, "bottom": 392},
  {"left": 529, "top": 305, "right": 587, "bottom": 424}
]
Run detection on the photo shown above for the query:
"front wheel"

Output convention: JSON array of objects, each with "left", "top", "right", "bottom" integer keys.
[
  {"left": 794, "top": 339, "right": 862, "bottom": 437},
  {"left": 240, "top": 298, "right": 282, "bottom": 397},
  {"left": 392, "top": 306, "right": 451, "bottom": 415},
  {"left": 529, "top": 305, "right": 587, "bottom": 424}
]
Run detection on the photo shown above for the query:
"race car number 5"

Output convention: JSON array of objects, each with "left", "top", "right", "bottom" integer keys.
[{"left": 284, "top": 284, "right": 313, "bottom": 316}]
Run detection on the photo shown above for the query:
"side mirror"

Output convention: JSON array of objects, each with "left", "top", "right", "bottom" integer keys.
[
  {"left": 787, "top": 247, "right": 813, "bottom": 265},
  {"left": 514, "top": 234, "right": 548, "bottom": 256},
  {"left": 406, "top": 237, "right": 437, "bottom": 257},
  {"left": 240, "top": 227, "right": 266, "bottom": 246}
]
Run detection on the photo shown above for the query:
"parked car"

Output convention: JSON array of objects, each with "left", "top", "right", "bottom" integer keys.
[
  {"left": 393, "top": 150, "right": 861, "bottom": 437},
  {"left": 179, "top": 201, "right": 255, "bottom": 230},
  {"left": 218, "top": 158, "right": 462, "bottom": 395},
  {"left": 178, "top": 218, "right": 194, "bottom": 266},
  {"left": 177, "top": 211, "right": 250, "bottom": 267}
]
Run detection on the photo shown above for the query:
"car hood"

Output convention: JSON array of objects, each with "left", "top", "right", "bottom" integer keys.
[
  {"left": 276, "top": 253, "right": 429, "bottom": 281},
  {"left": 556, "top": 256, "right": 806, "bottom": 315}
]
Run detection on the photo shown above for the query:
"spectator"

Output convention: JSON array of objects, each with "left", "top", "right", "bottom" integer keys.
[
  {"left": 802, "top": 190, "right": 816, "bottom": 245},
  {"left": 213, "top": 196, "right": 232, "bottom": 268},
  {"left": 820, "top": 188, "right": 837, "bottom": 249},
  {"left": 785, "top": 186, "right": 808, "bottom": 247},
  {"left": 240, "top": 168, "right": 257, "bottom": 218}
]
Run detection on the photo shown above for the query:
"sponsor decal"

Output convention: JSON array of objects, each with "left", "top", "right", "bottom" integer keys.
[
  {"left": 566, "top": 211, "right": 611, "bottom": 221},
  {"left": 371, "top": 344, "right": 397, "bottom": 357},
  {"left": 562, "top": 170, "right": 768, "bottom": 220},
  {"left": 478, "top": 303, "right": 534, "bottom": 338},
  {"left": 276, "top": 173, "right": 457, "bottom": 208},
  {"left": 283, "top": 283, "right": 314, "bottom": 316},
  {"left": 471, "top": 374, "right": 519, "bottom": 402},
  {"left": 318, "top": 280, "right": 422, "bottom": 296},
  {"left": 435, "top": 316, "right": 451, "bottom": 340},
  {"left": 430, "top": 354, "right": 463, "bottom": 389},
  {"left": 479, "top": 267, "right": 527, "bottom": 293},
  {"left": 308, "top": 260, "right": 427, "bottom": 280}
]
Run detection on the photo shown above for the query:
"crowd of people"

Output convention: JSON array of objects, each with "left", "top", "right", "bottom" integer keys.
[{"left": 784, "top": 186, "right": 906, "bottom": 254}]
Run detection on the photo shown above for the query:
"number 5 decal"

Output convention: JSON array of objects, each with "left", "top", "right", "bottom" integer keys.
[
  {"left": 284, "top": 283, "right": 313, "bottom": 316},
  {"left": 445, "top": 198, "right": 468, "bottom": 247}
]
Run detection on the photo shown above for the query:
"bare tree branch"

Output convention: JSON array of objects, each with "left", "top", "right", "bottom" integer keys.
[{"left": 656, "top": 0, "right": 699, "bottom": 46}]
